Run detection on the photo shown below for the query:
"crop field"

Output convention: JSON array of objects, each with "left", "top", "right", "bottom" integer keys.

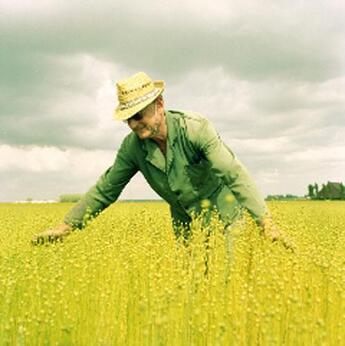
[{"left": 0, "top": 201, "right": 344, "bottom": 345}]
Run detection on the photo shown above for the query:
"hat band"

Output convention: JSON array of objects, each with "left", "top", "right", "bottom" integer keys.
[{"left": 119, "top": 89, "right": 160, "bottom": 110}]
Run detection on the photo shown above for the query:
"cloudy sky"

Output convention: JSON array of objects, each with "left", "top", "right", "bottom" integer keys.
[{"left": 1, "top": 0, "right": 344, "bottom": 202}]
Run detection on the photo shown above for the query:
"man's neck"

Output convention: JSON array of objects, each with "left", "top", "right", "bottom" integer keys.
[{"left": 151, "top": 114, "right": 167, "bottom": 145}]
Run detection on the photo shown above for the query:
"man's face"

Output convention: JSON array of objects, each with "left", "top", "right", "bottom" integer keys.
[{"left": 126, "top": 101, "right": 163, "bottom": 140}]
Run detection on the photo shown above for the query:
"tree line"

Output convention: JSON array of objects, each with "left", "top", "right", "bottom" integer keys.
[{"left": 307, "top": 182, "right": 345, "bottom": 200}]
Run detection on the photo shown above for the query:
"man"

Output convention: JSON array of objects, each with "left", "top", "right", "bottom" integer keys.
[{"left": 32, "top": 71, "right": 289, "bottom": 248}]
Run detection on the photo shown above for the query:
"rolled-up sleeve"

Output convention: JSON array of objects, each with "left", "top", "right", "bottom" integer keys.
[
  {"left": 64, "top": 137, "right": 138, "bottom": 229},
  {"left": 194, "top": 118, "right": 269, "bottom": 224}
]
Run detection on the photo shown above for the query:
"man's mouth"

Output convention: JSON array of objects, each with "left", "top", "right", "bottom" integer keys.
[{"left": 136, "top": 125, "right": 149, "bottom": 131}]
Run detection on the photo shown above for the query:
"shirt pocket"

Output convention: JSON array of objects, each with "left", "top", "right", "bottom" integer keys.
[{"left": 185, "top": 158, "right": 212, "bottom": 189}]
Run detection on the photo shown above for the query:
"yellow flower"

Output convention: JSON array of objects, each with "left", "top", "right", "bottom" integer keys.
[
  {"left": 201, "top": 199, "right": 211, "bottom": 209},
  {"left": 225, "top": 194, "right": 234, "bottom": 203}
]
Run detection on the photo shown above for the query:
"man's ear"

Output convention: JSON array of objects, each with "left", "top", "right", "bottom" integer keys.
[
  {"left": 157, "top": 95, "right": 164, "bottom": 109},
  {"left": 156, "top": 96, "right": 164, "bottom": 109}
]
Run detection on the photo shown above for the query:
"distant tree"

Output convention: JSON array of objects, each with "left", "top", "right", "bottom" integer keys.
[
  {"left": 318, "top": 184, "right": 326, "bottom": 200},
  {"left": 26, "top": 197, "right": 33, "bottom": 203},
  {"left": 307, "top": 181, "right": 345, "bottom": 201},
  {"left": 286, "top": 194, "right": 297, "bottom": 199},
  {"left": 266, "top": 194, "right": 303, "bottom": 201},
  {"left": 59, "top": 194, "right": 82, "bottom": 203},
  {"left": 314, "top": 183, "right": 319, "bottom": 198},
  {"left": 340, "top": 183, "right": 345, "bottom": 200},
  {"left": 308, "top": 184, "right": 314, "bottom": 199}
]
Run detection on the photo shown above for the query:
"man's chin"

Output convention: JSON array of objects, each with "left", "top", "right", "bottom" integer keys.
[{"left": 135, "top": 129, "right": 151, "bottom": 139}]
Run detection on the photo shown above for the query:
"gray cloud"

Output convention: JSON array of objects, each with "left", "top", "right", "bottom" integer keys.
[
  {"left": 2, "top": 1, "right": 344, "bottom": 81},
  {"left": 0, "top": 0, "right": 344, "bottom": 201}
]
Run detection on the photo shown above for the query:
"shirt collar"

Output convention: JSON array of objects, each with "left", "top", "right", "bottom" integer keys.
[
  {"left": 141, "top": 109, "right": 177, "bottom": 173},
  {"left": 165, "top": 110, "right": 178, "bottom": 147}
]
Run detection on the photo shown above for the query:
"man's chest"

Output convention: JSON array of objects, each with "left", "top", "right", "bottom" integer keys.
[{"left": 136, "top": 137, "right": 217, "bottom": 199}]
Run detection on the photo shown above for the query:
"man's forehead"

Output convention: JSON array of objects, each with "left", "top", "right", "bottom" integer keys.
[{"left": 141, "top": 101, "right": 155, "bottom": 114}]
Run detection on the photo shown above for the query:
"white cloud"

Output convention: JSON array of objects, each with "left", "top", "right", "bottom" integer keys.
[
  {"left": 48, "top": 54, "right": 124, "bottom": 120},
  {"left": 0, "top": 145, "right": 115, "bottom": 175},
  {"left": 257, "top": 168, "right": 280, "bottom": 185},
  {"left": 284, "top": 146, "right": 345, "bottom": 162},
  {"left": 0, "top": 144, "right": 161, "bottom": 201},
  {"left": 0, "top": 0, "right": 60, "bottom": 16},
  {"left": 166, "top": 66, "right": 252, "bottom": 119},
  {"left": 228, "top": 137, "right": 296, "bottom": 154}
]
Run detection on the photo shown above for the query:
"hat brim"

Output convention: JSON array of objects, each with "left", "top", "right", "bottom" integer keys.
[{"left": 114, "top": 81, "right": 164, "bottom": 121}]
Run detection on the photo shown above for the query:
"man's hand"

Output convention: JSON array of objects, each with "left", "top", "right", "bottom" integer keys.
[
  {"left": 31, "top": 223, "right": 73, "bottom": 246},
  {"left": 259, "top": 216, "right": 295, "bottom": 252}
]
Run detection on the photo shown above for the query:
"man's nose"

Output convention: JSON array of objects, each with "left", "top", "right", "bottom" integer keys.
[{"left": 127, "top": 118, "right": 137, "bottom": 127}]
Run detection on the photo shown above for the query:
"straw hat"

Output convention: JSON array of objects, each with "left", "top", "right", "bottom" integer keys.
[{"left": 114, "top": 71, "right": 165, "bottom": 120}]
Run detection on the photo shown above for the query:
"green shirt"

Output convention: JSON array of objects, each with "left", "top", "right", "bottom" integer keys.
[{"left": 64, "top": 109, "right": 268, "bottom": 230}]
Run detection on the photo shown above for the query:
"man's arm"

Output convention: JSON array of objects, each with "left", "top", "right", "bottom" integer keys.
[
  {"left": 32, "top": 136, "right": 138, "bottom": 244},
  {"left": 64, "top": 155, "right": 138, "bottom": 228},
  {"left": 193, "top": 117, "right": 269, "bottom": 225},
  {"left": 191, "top": 117, "right": 295, "bottom": 251}
]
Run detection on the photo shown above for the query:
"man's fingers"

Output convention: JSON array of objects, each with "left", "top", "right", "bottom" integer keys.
[
  {"left": 31, "top": 234, "right": 63, "bottom": 246},
  {"left": 31, "top": 237, "right": 43, "bottom": 246},
  {"left": 266, "top": 231, "right": 280, "bottom": 242},
  {"left": 47, "top": 235, "right": 56, "bottom": 243},
  {"left": 279, "top": 236, "right": 296, "bottom": 253},
  {"left": 263, "top": 231, "right": 296, "bottom": 253},
  {"left": 31, "top": 237, "right": 46, "bottom": 246}
]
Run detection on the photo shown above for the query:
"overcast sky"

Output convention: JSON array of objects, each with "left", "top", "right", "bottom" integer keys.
[{"left": 1, "top": 0, "right": 344, "bottom": 202}]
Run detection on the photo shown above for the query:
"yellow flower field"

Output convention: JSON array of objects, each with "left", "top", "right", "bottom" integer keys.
[{"left": 0, "top": 201, "right": 344, "bottom": 345}]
